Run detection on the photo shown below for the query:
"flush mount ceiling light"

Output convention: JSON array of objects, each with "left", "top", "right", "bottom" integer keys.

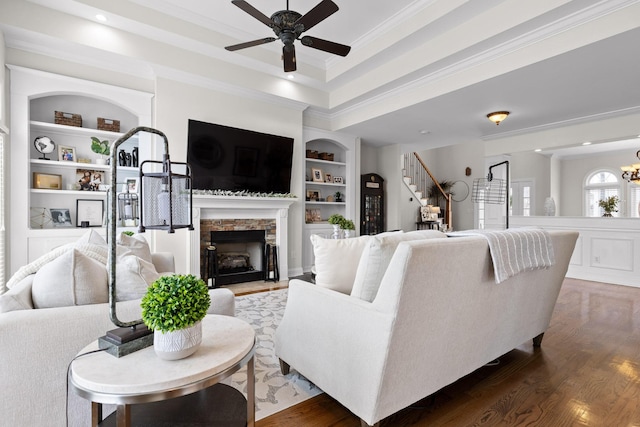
[{"left": 486, "top": 111, "right": 510, "bottom": 125}]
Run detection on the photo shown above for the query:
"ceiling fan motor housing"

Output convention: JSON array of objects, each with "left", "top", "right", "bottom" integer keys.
[{"left": 270, "top": 10, "right": 303, "bottom": 36}]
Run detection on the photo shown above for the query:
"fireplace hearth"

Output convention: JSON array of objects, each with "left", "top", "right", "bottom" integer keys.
[{"left": 206, "top": 230, "right": 266, "bottom": 287}]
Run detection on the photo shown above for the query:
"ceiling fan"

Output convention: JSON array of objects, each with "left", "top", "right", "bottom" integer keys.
[{"left": 225, "top": 0, "right": 351, "bottom": 72}]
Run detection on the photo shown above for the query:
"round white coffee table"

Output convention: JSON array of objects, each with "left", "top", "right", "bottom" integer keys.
[{"left": 70, "top": 315, "right": 256, "bottom": 427}]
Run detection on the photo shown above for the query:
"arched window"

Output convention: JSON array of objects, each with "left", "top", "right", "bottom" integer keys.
[{"left": 584, "top": 170, "right": 620, "bottom": 217}]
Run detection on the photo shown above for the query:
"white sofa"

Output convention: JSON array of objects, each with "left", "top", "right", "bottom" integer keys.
[
  {"left": 275, "top": 229, "right": 578, "bottom": 427},
  {"left": 0, "top": 234, "right": 236, "bottom": 427}
]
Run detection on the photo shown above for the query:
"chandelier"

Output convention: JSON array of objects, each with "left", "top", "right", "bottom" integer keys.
[{"left": 620, "top": 150, "right": 640, "bottom": 185}]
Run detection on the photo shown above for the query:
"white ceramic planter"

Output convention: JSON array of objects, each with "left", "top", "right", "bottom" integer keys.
[{"left": 153, "top": 321, "right": 203, "bottom": 360}]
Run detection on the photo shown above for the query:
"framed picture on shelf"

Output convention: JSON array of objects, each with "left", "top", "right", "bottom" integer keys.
[
  {"left": 305, "top": 208, "right": 322, "bottom": 223},
  {"left": 50, "top": 208, "right": 73, "bottom": 227},
  {"left": 125, "top": 177, "right": 139, "bottom": 193},
  {"left": 76, "top": 199, "right": 104, "bottom": 227},
  {"left": 58, "top": 145, "right": 76, "bottom": 162},
  {"left": 333, "top": 176, "right": 344, "bottom": 184},
  {"left": 325, "top": 173, "right": 332, "bottom": 183},
  {"left": 76, "top": 169, "right": 103, "bottom": 191},
  {"left": 306, "top": 190, "right": 320, "bottom": 201},
  {"left": 311, "top": 168, "right": 324, "bottom": 182},
  {"left": 33, "top": 172, "right": 62, "bottom": 190}
]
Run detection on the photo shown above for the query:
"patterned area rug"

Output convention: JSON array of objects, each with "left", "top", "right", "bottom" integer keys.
[{"left": 221, "top": 288, "right": 323, "bottom": 420}]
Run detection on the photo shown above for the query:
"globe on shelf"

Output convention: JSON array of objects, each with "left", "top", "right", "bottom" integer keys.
[{"left": 34, "top": 136, "right": 56, "bottom": 160}]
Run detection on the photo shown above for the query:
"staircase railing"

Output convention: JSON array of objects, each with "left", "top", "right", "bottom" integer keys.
[{"left": 402, "top": 152, "right": 453, "bottom": 229}]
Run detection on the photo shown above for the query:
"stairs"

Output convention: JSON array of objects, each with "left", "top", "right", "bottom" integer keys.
[
  {"left": 402, "top": 152, "right": 453, "bottom": 228},
  {"left": 402, "top": 176, "right": 428, "bottom": 206}
]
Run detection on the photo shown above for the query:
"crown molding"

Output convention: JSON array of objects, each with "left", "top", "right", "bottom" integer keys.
[
  {"left": 324, "top": 0, "right": 640, "bottom": 121},
  {"left": 151, "top": 64, "right": 310, "bottom": 112}
]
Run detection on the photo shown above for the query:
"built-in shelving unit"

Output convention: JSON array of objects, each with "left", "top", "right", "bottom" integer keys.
[
  {"left": 8, "top": 66, "right": 153, "bottom": 275},
  {"left": 301, "top": 127, "right": 359, "bottom": 272}
]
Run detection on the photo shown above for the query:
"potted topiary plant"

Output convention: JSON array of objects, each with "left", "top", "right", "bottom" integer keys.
[
  {"left": 334, "top": 191, "right": 343, "bottom": 202},
  {"left": 141, "top": 274, "right": 211, "bottom": 360},
  {"left": 340, "top": 218, "right": 355, "bottom": 238},
  {"left": 328, "top": 213, "right": 345, "bottom": 239},
  {"left": 598, "top": 195, "right": 619, "bottom": 217},
  {"left": 91, "top": 136, "right": 110, "bottom": 165}
]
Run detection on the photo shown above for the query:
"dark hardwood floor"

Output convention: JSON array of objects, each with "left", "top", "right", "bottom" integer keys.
[{"left": 255, "top": 278, "right": 640, "bottom": 427}]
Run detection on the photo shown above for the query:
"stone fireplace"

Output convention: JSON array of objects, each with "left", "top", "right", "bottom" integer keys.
[
  {"left": 200, "top": 222, "right": 275, "bottom": 286},
  {"left": 187, "top": 195, "right": 296, "bottom": 283}
]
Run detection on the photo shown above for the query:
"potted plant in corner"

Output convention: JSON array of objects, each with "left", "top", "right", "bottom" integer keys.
[
  {"left": 91, "top": 136, "right": 110, "bottom": 165},
  {"left": 328, "top": 213, "right": 345, "bottom": 239},
  {"left": 598, "top": 195, "right": 619, "bottom": 217},
  {"left": 141, "top": 274, "right": 211, "bottom": 360}
]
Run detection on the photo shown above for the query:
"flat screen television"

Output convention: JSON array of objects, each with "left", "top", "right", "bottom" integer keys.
[{"left": 187, "top": 119, "right": 294, "bottom": 193}]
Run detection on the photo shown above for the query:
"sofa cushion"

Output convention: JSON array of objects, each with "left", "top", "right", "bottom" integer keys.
[
  {"left": 31, "top": 249, "right": 108, "bottom": 308},
  {"left": 310, "top": 234, "right": 372, "bottom": 294},
  {"left": 0, "top": 276, "right": 34, "bottom": 313},
  {"left": 115, "top": 253, "right": 161, "bottom": 301},
  {"left": 117, "top": 233, "right": 153, "bottom": 264},
  {"left": 351, "top": 230, "right": 448, "bottom": 302}
]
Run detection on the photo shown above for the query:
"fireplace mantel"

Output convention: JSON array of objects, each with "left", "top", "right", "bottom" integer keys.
[
  {"left": 188, "top": 195, "right": 297, "bottom": 281},
  {"left": 193, "top": 195, "right": 297, "bottom": 210}
]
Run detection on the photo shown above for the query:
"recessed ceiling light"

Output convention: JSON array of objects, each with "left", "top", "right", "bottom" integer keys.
[
  {"left": 419, "top": 130, "right": 430, "bottom": 135},
  {"left": 582, "top": 141, "right": 592, "bottom": 146},
  {"left": 534, "top": 148, "right": 542, "bottom": 152},
  {"left": 96, "top": 14, "right": 107, "bottom": 22}
]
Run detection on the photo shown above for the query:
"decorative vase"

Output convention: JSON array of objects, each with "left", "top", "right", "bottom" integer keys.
[
  {"left": 603, "top": 212, "right": 613, "bottom": 217},
  {"left": 343, "top": 229, "right": 352, "bottom": 238},
  {"left": 153, "top": 321, "right": 202, "bottom": 360},
  {"left": 95, "top": 157, "right": 106, "bottom": 165},
  {"left": 331, "top": 224, "right": 342, "bottom": 239}
]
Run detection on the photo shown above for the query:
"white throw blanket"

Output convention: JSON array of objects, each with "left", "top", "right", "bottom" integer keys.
[{"left": 449, "top": 228, "right": 555, "bottom": 283}]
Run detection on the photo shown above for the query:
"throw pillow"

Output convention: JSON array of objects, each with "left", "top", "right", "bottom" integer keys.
[
  {"left": 351, "top": 230, "right": 447, "bottom": 302},
  {"left": 117, "top": 233, "right": 153, "bottom": 264},
  {"left": 31, "top": 249, "right": 108, "bottom": 308},
  {"left": 0, "top": 276, "right": 34, "bottom": 313},
  {"left": 75, "top": 229, "right": 107, "bottom": 246},
  {"left": 310, "top": 234, "right": 372, "bottom": 294},
  {"left": 115, "top": 253, "right": 161, "bottom": 301}
]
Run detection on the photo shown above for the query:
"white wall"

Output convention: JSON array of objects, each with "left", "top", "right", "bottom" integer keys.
[
  {"left": 153, "top": 77, "right": 305, "bottom": 274},
  {"left": 0, "top": 31, "right": 6, "bottom": 130}
]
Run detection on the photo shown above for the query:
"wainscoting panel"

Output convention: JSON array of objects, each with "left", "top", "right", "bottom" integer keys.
[
  {"left": 511, "top": 216, "right": 640, "bottom": 288},
  {"left": 590, "top": 237, "right": 634, "bottom": 271}
]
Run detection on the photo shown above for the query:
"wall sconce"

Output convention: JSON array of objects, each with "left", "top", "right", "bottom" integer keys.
[{"left": 487, "top": 111, "right": 510, "bottom": 125}]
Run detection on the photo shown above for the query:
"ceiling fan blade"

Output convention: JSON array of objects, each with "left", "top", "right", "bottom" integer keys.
[
  {"left": 231, "top": 0, "right": 274, "bottom": 27},
  {"left": 283, "top": 45, "right": 297, "bottom": 72},
  {"left": 295, "top": 0, "right": 339, "bottom": 32},
  {"left": 225, "top": 37, "right": 276, "bottom": 51},
  {"left": 300, "top": 36, "right": 351, "bottom": 56}
]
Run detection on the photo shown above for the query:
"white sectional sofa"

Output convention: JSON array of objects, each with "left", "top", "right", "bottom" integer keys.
[
  {"left": 0, "top": 231, "right": 235, "bottom": 426},
  {"left": 276, "top": 229, "right": 578, "bottom": 427}
]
